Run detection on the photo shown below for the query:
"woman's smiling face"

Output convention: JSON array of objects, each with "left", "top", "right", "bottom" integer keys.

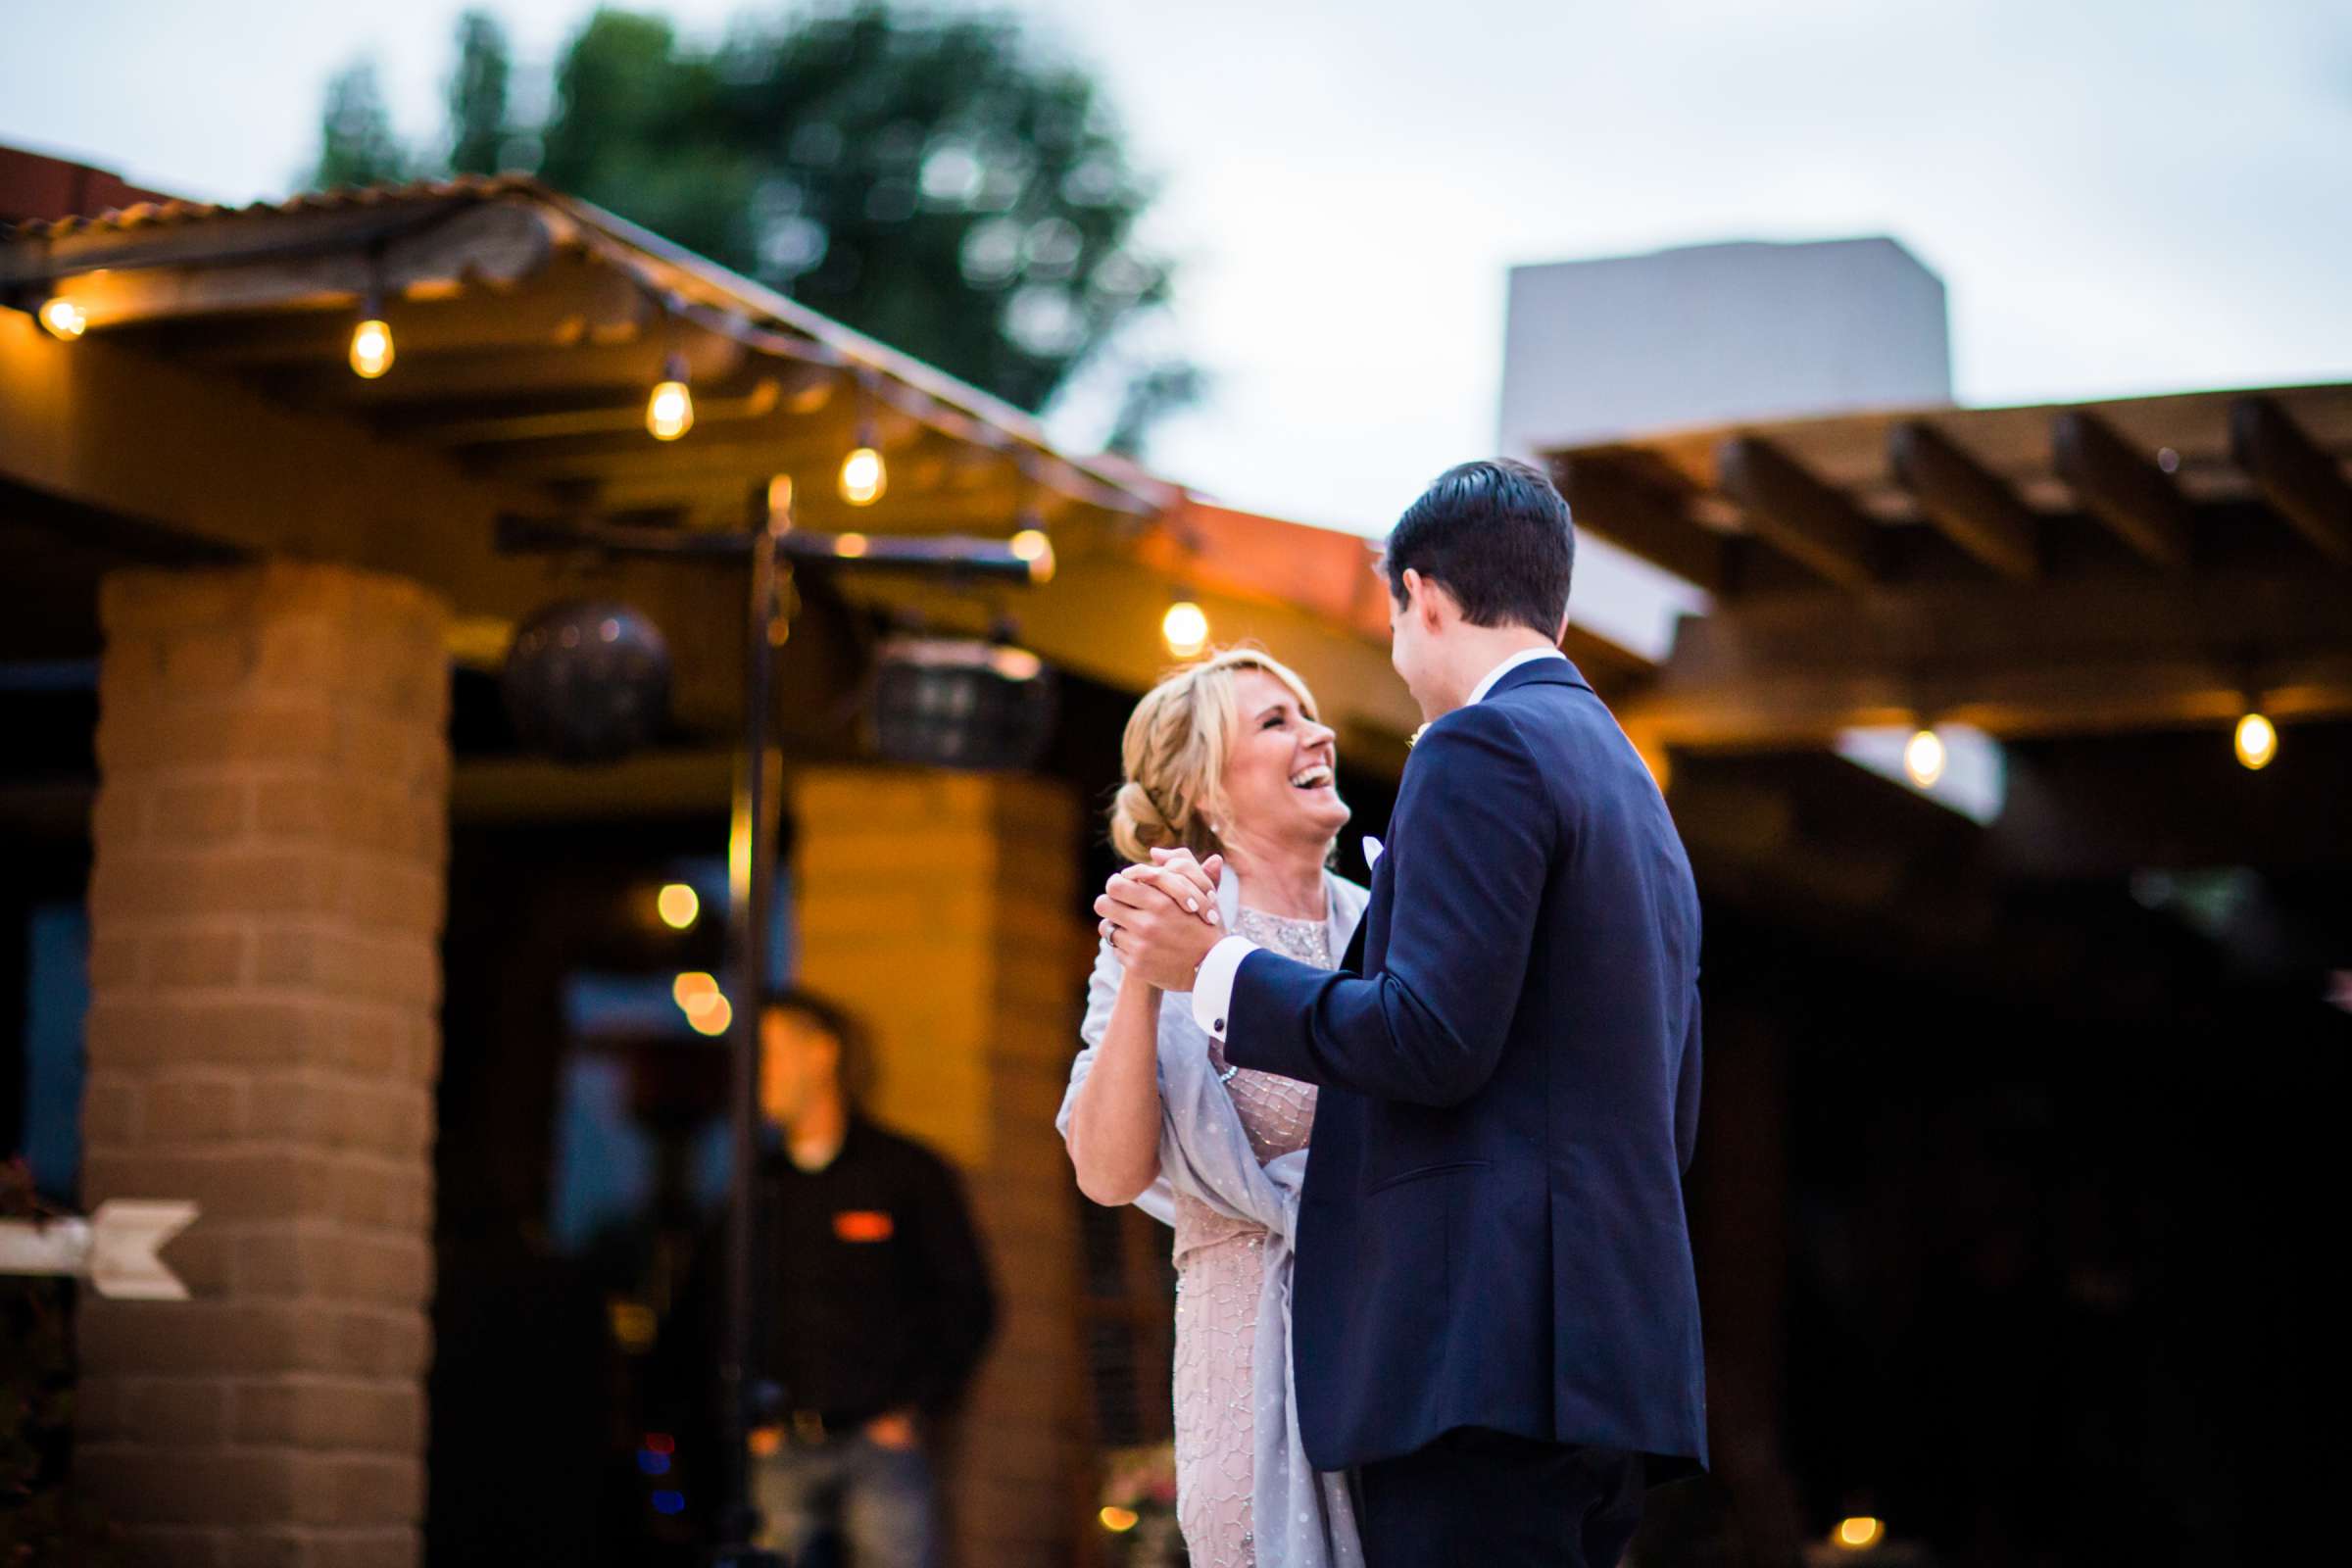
[{"left": 1217, "top": 667, "right": 1349, "bottom": 853}]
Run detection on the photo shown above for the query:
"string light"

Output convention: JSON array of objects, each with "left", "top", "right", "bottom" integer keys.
[
  {"left": 840, "top": 444, "right": 886, "bottom": 506},
  {"left": 646, "top": 352, "right": 694, "bottom": 441},
  {"left": 1098, "top": 1507, "right": 1140, "bottom": 1534},
  {"left": 840, "top": 378, "right": 887, "bottom": 505},
  {"left": 36, "top": 297, "right": 86, "bottom": 340},
  {"left": 2234, "top": 710, "right": 2277, "bottom": 770},
  {"left": 1833, "top": 1517, "right": 1886, "bottom": 1550},
  {"left": 1009, "top": 526, "right": 1054, "bottom": 584},
  {"left": 657, "top": 884, "right": 700, "bottom": 930},
  {"left": 1162, "top": 600, "right": 1210, "bottom": 659},
  {"left": 348, "top": 286, "right": 394, "bottom": 378},
  {"left": 673, "top": 970, "right": 734, "bottom": 1041},
  {"left": 1902, "top": 726, "right": 1946, "bottom": 789}
]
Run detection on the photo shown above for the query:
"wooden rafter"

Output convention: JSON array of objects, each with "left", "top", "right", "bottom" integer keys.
[
  {"left": 2051, "top": 411, "right": 2191, "bottom": 568},
  {"left": 1717, "top": 437, "right": 1878, "bottom": 589},
  {"left": 1552, "top": 457, "right": 1731, "bottom": 595},
  {"left": 1887, "top": 421, "right": 2039, "bottom": 579},
  {"left": 2230, "top": 395, "right": 2352, "bottom": 564},
  {"left": 1622, "top": 569, "right": 2352, "bottom": 750}
]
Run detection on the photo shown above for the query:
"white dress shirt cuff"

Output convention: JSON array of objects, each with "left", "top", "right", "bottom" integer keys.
[{"left": 1190, "top": 934, "right": 1257, "bottom": 1041}]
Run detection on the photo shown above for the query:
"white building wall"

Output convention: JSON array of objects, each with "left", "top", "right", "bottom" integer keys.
[{"left": 1496, "top": 237, "right": 1952, "bottom": 658}]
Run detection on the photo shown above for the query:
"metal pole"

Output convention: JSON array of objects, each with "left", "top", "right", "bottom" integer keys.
[{"left": 714, "top": 477, "right": 790, "bottom": 1566}]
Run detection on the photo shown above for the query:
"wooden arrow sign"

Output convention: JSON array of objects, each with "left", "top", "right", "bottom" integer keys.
[{"left": 0, "top": 1200, "right": 199, "bottom": 1299}]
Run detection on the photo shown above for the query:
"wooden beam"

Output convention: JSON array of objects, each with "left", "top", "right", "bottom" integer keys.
[
  {"left": 1551, "top": 457, "right": 1730, "bottom": 595},
  {"left": 2051, "top": 411, "right": 2191, "bottom": 567},
  {"left": 1887, "top": 421, "right": 2039, "bottom": 579},
  {"left": 1622, "top": 653, "right": 2352, "bottom": 751},
  {"left": 103, "top": 255, "right": 651, "bottom": 367},
  {"left": 13, "top": 200, "right": 557, "bottom": 328},
  {"left": 2230, "top": 395, "right": 2352, "bottom": 564},
  {"left": 1622, "top": 569, "right": 2352, "bottom": 749},
  {"left": 1716, "top": 437, "right": 1878, "bottom": 589}
]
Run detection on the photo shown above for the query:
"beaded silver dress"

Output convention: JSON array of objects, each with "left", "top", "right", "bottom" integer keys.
[{"left": 1170, "top": 906, "right": 1334, "bottom": 1568}]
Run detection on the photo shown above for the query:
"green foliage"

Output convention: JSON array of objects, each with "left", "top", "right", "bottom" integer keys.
[
  {"left": 447, "top": 10, "right": 516, "bottom": 175},
  {"left": 306, "top": 4, "right": 1198, "bottom": 441},
  {"left": 313, "top": 61, "right": 416, "bottom": 188}
]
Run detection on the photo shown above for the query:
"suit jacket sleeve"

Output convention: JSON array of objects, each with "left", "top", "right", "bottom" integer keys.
[
  {"left": 1222, "top": 704, "right": 1553, "bottom": 1106},
  {"left": 1675, "top": 979, "right": 1702, "bottom": 1174}
]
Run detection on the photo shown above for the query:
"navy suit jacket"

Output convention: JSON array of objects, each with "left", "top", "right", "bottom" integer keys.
[{"left": 1221, "top": 657, "right": 1706, "bottom": 1475}]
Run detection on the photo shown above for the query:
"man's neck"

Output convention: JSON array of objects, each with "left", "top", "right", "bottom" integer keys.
[
  {"left": 1434, "top": 628, "right": 1559, "bottom": 715},
  {"left": 782, "top": 1095, "right": 849, "bottom": 1171}
]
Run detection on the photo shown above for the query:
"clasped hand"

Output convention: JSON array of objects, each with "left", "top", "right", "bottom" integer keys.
[{"left": 1094, "top": 848, "right": 1225, "bottom": 992}]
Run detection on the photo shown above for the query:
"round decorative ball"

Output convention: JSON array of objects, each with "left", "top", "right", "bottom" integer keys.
[{"left": 501, "top": 600, "right": 671, "bottom": 763}]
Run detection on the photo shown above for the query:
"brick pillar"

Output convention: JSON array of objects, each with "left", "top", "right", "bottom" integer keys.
[
  {"left": 793, "top": 768, "right": 1091, "bottom": 1568},
  {"left": 77, "top": 564, "right": 450, "bottom": 1568}
]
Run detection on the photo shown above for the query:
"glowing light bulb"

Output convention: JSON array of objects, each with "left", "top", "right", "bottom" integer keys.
[
  {"left": 37, "top": 297, "right": 86, "bottom": 340},
  {"left": 2234, "top": 710, "right": 2277, "bottom": 770},
  {"left": 1099, "top": 1506, "right": 1140, "bottom": 1534},
  {"left": 348, "top": 317, "right": 394, "bottom": 378},
  {"left": 1834, "top": 1516, "right": 1886, "bottom": 1550},
  {"left": 1902, "top": 727, "right": 1946, "bottom": 789},
  {"left": 646, "top": 376, "right": 694, "bottom": 441},
  {"left": 839, "top": 446, "right": 886, "bottom": 506},
  {"left": 687, "top": 994, "right": 732, "bottom": 1037},
  {"left": 672, "top": 971, "right": 718, "bottom": 1008},
  {"left": 1009, "top": 528, "right": 1054, "bottom": 582},
  {"left": 1161, "top": 600, "right": 1209, "bottom": 659},
  {"left": 657, "top": 884, "right": 700, "bottom": 930},
  {"left": 834, "top": 532, "right": 869, "bottom": 559}
]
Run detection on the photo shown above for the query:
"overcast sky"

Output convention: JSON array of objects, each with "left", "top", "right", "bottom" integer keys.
[{"left": 8, "top": 0, "right": 2350, "bottom": 543}]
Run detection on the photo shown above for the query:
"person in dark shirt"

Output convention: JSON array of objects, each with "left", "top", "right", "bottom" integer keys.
[{"left": 746, "top": 987, "right": 996, "bottom": 1567}]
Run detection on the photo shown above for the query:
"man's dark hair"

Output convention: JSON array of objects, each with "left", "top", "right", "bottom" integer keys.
[
  {"left": 760, "top": 986, "right": 877, "bottom": 1105},
  {"left": 1381, "top": 458, "right": 1575, "bottom": 634}
]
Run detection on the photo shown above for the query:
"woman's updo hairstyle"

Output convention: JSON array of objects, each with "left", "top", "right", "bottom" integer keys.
[{"left": 1108, "top": 646, "right": 1322, "bottom": 865}]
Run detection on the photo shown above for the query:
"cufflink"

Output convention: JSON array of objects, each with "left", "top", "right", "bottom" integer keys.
[{"left": 1214, "top": 1019, "right": 1225, "bottom": 1034}]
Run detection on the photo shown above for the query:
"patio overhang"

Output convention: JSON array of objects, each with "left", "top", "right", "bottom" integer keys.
[
  {"left": 2, "top": 169, "right": 1578, "bottom": 759},
  {"left": 1543, "top": 384, "right": 2352, "bottom": 754}
]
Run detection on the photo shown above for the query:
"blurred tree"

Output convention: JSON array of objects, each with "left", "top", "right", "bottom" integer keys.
[
  {"left": 312, "top": 61, "right": 415, "bottom": 188},
  {"left": 539, "top": 4, "right": 1180, "bottom": 416},
  {"left": 308, "top": 4, "right": 1195, "bottom": 440},
  {"left": 447, "top": 10, "right": 516, "bottom": 175}
]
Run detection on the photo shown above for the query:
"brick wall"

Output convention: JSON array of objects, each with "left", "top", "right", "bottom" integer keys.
[
  {"left": 76, "top": 564, "right": 451, "bottom": 1568},
  {"left": 793, "top": 767, "right": 1094, "bottom": 1568}
]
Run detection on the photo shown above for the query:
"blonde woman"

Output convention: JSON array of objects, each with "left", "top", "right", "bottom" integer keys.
[{"left": 1057, "top": 648, "right": 1368, "bottom": 1568}]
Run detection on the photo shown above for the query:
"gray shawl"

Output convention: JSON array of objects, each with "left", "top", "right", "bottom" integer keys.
[{"left": 1057, "top": 867, "right": 1370, "bottom": 1568}]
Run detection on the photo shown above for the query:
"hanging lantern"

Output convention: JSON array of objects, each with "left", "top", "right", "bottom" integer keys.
[
  {"left": 501, "top": 600, "right": 672, "bottom": 763},
  {"left": 870, "top": 636, "right": 1057, "bottom": 771}
]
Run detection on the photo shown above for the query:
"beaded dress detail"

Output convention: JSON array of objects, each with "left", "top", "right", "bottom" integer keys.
[{"left": 1170, "top": 906, "right": 1333, "bottom": 1568}]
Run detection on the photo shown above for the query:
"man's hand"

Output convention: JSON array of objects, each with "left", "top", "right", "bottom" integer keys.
[{"left": 1095, "top": 852, "right": 1225, "bottom": 992}]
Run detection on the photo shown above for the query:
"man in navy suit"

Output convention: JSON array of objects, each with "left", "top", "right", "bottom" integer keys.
[{"left": 1103, "top": 460, "right": 1705, "bottom": 1566}]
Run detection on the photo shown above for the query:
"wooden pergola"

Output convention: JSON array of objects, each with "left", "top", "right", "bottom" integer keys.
[{"left": 1546, "top": 384, "right": 2352, "bottom": 759}]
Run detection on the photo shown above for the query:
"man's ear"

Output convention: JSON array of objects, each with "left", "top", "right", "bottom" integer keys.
[{"left": 1403, "top": 568, "right": 1453, "bottom": 632}]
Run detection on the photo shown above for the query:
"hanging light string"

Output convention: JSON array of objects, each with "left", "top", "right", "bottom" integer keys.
[
  {"left": 9, "top": 182, "right": 1162, "bottom": 522},
  {"left": 566, "top": 215, "right": 1158, "bottom": 519}
]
